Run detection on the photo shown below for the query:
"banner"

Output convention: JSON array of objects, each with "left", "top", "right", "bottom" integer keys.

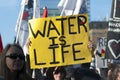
[
  {"left": 33, "top": 0, "right": 40, "bottom": 18},
  {"left": 58, "top": 0, "right": 84, "bottom": 16},
  {"left": 97, "top": 37, "right": 107, "bottom": 58},
  {"left": 29, "top": 14, "right": 91, "bottom": 69},
  {"left": 110, "top": 0, "right": 120, "bottom": 19},
  {"left": 95, "top": 37, "right": 107, "bottom": 68},
  {"left": 106, "top": 0, "right": 120, "bottom": 60},
  {"left": 15, "top": 0, "right": 35, "bottom": 48}
]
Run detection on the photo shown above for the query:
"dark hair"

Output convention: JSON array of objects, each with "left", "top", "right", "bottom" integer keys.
[
  {"left": 74, "top": 68, "right": 101, "bottom": 80},
  {"left": 44, "top": 67, "right": 55, "bottom": 80},
  {"left": 0, "top": 43, "right": 33, "bottom": 80},
  {"left": 108, "top": 64, "right": 120, "bottom": 80},
  {"left": 45, "top": 66, "right": 66, "bottom": 80},
  {"left": 53, "top": 66, "right": 66, "bottom": 76}
]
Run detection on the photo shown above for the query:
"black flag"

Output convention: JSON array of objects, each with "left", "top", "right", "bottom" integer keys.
[{"left": 106, "top": 0, "right": 120, "bottom": 60}]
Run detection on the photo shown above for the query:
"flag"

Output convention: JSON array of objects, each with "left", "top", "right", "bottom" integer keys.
[
  {"left": 58, "top": 0, "right": 77, "bottom": 16},
  {"left": 106, "top": 0, "right": 120, "bottom": 59},
  {"left": 78, "top": 0, "right": 88, "bottom": 14},
  {"left": 73, "top": 0, "right": 83, "bottom": 14},
  {"left": 0, "top": 34, "right": 3, "bottom": 54},
  {"left": 58, "top": 0, "right": 84, "bottom": 16},
  {"left": 101, "top": 49, "right": 105, "bottom": 58},
  {"left": 23, "top": 0, "right": 41, "bottom": 56},
  {"left": 42, "top": 6, "right": 48, "bottom": 18},
  {"left": 15, "top": 0, "right": 34, "bottom": 48},
  {"left": 57, "top": 0, "right": 65, "bottom": 12},
  {"left": 33, "top": 0, "right": 40, "bottom": 18}
]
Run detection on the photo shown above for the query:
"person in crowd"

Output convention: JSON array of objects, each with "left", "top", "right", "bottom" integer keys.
[
  {"left": 107, "top": 63, "right": 120, "bottom": 80},
  {"left": 23, "top": 38, "right": 95, "bottom": 80},
  {"left": 0, "top": 43, "right": 34, "bottom": 80},
  {"left": 43, "top": 67, "right": 55, "bottom": 80},
  {"left": 65, "top": 65, "right": 75, "bottom": 80},
  {"left": 43, "top": 66, "right": 66, "bottom": 80},
  {"left": 53, "top": 66, "right": 66, "bottom": 80},
  {"left": 74, "top": 67, "right": 102, "bottom": 80},
  {"left": 92, "top": 48, "right": 108, "bottom": 80}
]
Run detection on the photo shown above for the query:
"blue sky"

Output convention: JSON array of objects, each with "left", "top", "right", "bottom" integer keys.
[{"left": 0, "top": 0, "right": 112, "bottom": 47}]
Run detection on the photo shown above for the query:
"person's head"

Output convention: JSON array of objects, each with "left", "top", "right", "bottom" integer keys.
[
  {"left": 107, "top": 63, "right": 120, "bottom": 80},
  {"left": 0, "top": 43, "right": 25, "bottom": 76},
  {"left": 74, "top": 68, "right": 101, "bottom": 80},
  {"left": 45, "top": 67, "right": 55, "bottom": 80},
  {"left": 112, "top": 67, "right": 120, "bottom": 80},
  {"left": 53, "top": 66, "right": 66, "bottom": 80}
]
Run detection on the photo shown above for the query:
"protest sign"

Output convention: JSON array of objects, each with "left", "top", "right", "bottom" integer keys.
[
  {"left": 106, "top": 0, "right": 120, "bottom": 60},
  {"left": 95, "top": 37, "right": 107, "bottom": 68},
  {"left": 29, "top": 14, "right": 91, "bottom": 68}
]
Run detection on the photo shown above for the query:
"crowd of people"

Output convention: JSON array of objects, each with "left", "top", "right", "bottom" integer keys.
[{"left": 0, "top": 42, "right": 120, "bottom": 80}]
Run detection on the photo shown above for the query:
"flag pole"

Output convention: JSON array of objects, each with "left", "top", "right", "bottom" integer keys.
[
  {"left": 33, "top": 0, "right": 40, "bottom": 18},
  {"left": 15, "top": 0, "right": 28, "bottom": 43}
]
